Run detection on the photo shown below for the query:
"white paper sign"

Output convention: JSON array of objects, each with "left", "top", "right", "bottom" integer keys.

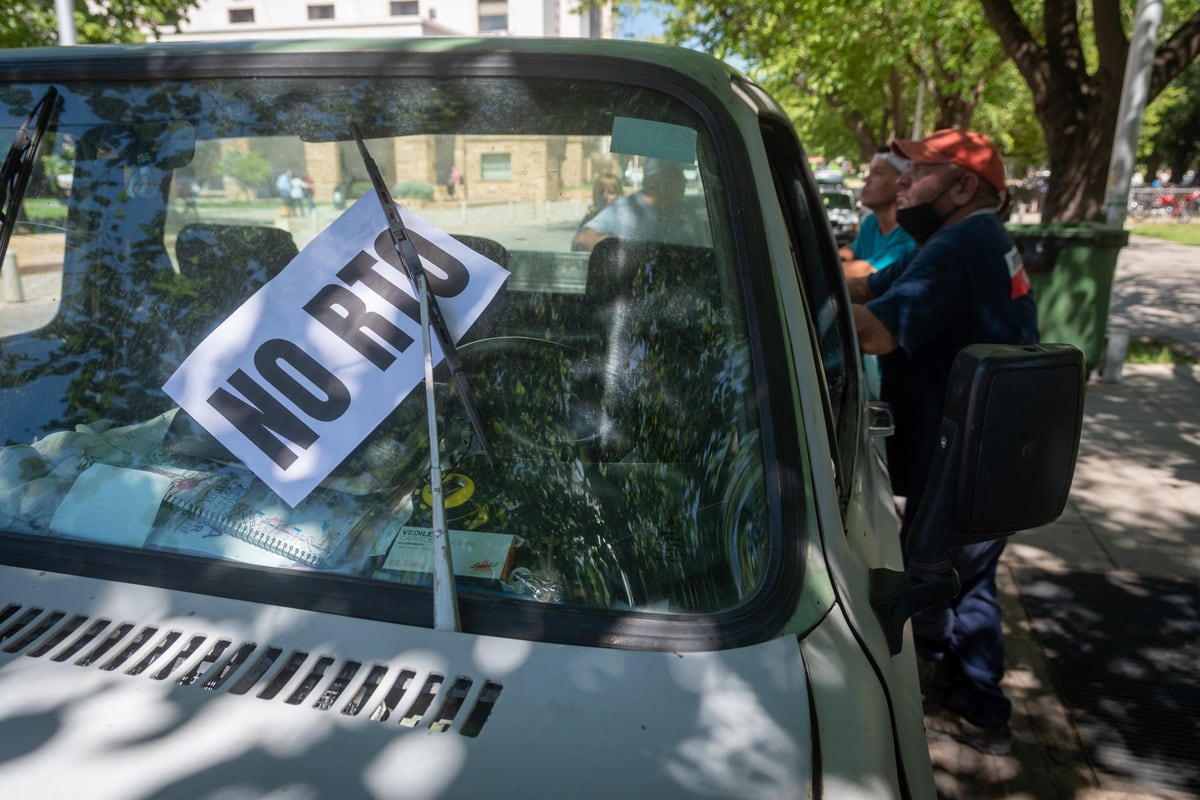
[{"left": 162, "top": 193, "right": 510, "bottom": 507}]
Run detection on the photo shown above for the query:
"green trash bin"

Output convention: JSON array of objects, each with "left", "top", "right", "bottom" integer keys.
[{"left": 1007, "top": 222, "right": 1129, "bottom": 372}]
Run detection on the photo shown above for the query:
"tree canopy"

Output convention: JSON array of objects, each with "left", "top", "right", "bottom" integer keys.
[
  {"left": 651, "top": 0, "right": 1023, "bottom": 162},
  {"left": 0, "top": 1, "right": 198, "bottom": 49},
  {"left": 1138, "top": 60, "right": 1200, "bottom": 184},
  {"left": 638, "top": 0, "right": 1200, "bottom": 221},
  {"left": 981, "top": 0, "right": 1200, "bottom": 219}
]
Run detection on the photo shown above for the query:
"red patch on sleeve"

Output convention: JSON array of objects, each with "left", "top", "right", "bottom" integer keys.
[{"left": 1011, "top": 266, "right": 1031, "bottom": 299}]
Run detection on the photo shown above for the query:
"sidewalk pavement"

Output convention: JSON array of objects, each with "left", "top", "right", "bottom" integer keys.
[{"left": 928, "top": 234, "right": 1200, "bottom": 799}]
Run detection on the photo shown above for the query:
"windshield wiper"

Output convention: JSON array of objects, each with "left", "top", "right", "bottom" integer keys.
[
  {"left": 348, "top": 120, "right": 498, "bottom": 470},
  {"left": 0, "top": 88, "right": 61, "bottom": 265},
  {"left": 349, "top": 119, "right": 499, "bottom": 632}
]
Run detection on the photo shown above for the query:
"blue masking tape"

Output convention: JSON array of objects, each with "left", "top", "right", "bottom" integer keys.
[{"left": 610, "top": 117, "right": 697, "bottom": 164}]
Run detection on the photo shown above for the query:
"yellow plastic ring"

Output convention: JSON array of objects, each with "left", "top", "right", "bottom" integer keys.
[{"left": 421, "top": 472, "right": 475, "bottom": 509}]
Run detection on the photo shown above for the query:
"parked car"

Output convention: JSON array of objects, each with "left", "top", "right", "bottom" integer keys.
[
  {"left": 0, "top": 38, "right": 1082, "bottom": 798},
  {"left": 814, "top": 167, "right": 845, "bottom": 185},
  {"left": 820, "top": 186, "right": 861, "bottom": 245}
]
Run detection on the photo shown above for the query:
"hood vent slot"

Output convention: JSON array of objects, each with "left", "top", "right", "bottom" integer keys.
[
  {"left": 228, "top": 645, "right": 284, "bottom": 695},
  {"left": 343, "top": 663, "right": 390, "bottom": 716},
  {"left": 371, "top": 667, "right": 417, "bottom": 722},
  {"left": 102, "top": 625, "right": 160, "bottom": 671},
  {"left": 128, "top": 630, "right": 183, "bottom": 676},
  {"left": 204, "top": 641, "right": 259, "bottom": 691},
  {"left": 28, "top": 614, "right": 88, "bottom": 658},
  {"left": 0, "top": 602, "right": 503, "bottom": 737},
  {"left": 4, "top": 609, "right": 64, "bottom": 652},
  {"left": 178, "top": 638, "right": 232, "bottom": 686},
  {"left": 51, "top": 617, "right": 111, "bottom": 662}
]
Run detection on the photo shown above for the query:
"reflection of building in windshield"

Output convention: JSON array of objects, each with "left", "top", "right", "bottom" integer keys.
[
  {"left": 269, "top": 134, "right": 615, "bottom": 209},
  {"left": 223, "top": 132, "right": 705, "bottom": 213}
]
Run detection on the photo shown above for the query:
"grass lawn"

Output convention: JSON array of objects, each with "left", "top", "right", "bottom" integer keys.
[
  {"left": 1126, "top": 338, "right": 1197, "bottom": 365},
  {"left": 1129, "top": 224, "right": 1200, "bottom": 247},
  {"left": 20, "top": 197, "right": 68, "bottom": 223}
]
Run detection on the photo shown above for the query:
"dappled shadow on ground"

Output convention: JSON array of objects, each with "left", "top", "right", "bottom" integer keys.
[
  {"left": 1016, "top": 569, "right": 1199, "bottom": 798},
  {"left": 926, "top": 564, "right": 1097, "bottom": 800},
  {"left": 927, "top": 363, "right": 1200, "bottom": 799},
  {"left": 1108, "top": 238, "right": 1200, "bottom": 359},
  {"left": 1066, "top": 366, "right": 1200, "bottom": 580},
  {"left": 928, "top": 564, "right": 1198, "bottom": 800}
]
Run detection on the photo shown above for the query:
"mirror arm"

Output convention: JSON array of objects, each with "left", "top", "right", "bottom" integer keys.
[{"left": 870, "top": 417, "right": 963, "bottom": 656}]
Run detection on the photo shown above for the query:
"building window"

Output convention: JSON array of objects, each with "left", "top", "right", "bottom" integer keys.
[
  {"left": 390, "top": 1, "right": 419, "bottom": 15},
  {"left": 479, "top": 0, "right": 507, "bottom": 32},
  {"left": 307, "top": 4, "right": 335, "bottom": 20},
  {"left": 228, "top": 8, "right": 255, "bottom": 24},
  {"left": 480, "top": 153, "right": 511, "bottom": 181}
]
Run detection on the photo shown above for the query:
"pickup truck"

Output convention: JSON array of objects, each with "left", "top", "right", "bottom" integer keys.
[{"left": 0, "top": 38, "right": 1082, "bottom": 798}]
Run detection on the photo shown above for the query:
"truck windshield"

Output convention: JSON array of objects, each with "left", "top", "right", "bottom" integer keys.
[{"left": 0, "top": 72, "right": 769, "bottom": 616}]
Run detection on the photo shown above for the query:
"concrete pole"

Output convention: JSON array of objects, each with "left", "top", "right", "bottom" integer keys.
[
  {"left": 2, "top": 252, "right": 24, "bottom": 304},
  {"left": 1103, "top": 0, "right": 1163, "bottom": 226},
  {"left": 55, "top": 0, "right": 78, "bottom": 46},
  {"left": 911, "top": 52, "right": 926, "bottom": 140}
]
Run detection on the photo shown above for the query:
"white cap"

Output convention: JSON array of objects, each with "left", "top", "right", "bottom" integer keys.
[{"left": 878, "top": 151, "right": 910, "bottom": 175}]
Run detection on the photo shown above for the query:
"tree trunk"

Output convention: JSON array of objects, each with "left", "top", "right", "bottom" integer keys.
[
  {"left": 933, "top": 95, "right": 976, "bottom": 132},
  {"left": 980, "top": 0, "right": 1200, "bottom": 223},
  {"left": 1037, "top": 83, "right": 1121, "bottom": 222}
]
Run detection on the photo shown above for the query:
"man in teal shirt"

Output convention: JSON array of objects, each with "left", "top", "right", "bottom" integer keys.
[
  {"left": 842, "top": 149, "right": 917, "bottom": 277},
  {"left": 843, "top": 149, "right": 917, "bottom": 396}
]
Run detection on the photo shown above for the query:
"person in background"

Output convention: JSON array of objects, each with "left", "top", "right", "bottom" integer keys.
[
  {"left": 845, "top": 129, "right": 1038, "bottom": 756},
  {"left": 289, "top": 172, "right": 307, "bottom": 217},
  {"left": 572, "top": 173, "right": 624, "bottom": 250},
  {"left": 582, "top": 173, "right": 624, "bottom": 226},
  {"left": 276, "top": 169, "right": 292, "bottom": 210},
  {"left": 841, "top": 148, "right": 916, "bottom": 278},
  {"left": 303, "top": 173, "right": 315, "bottom": 212},
  {"left": 572, "top": 159, "right": 700, "bottom": 251},
  {"left": 842, "top": 148, "right": 918, "bottom": 397}
]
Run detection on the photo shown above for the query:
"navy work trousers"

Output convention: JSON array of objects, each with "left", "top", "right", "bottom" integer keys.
[{"left": 911, "top": 537, "right": 1012, "bottom": 729}]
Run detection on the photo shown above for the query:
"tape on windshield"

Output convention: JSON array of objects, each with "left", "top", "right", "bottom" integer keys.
[{"left": 610, "top": 117, "right": 697, "bottom": 164}]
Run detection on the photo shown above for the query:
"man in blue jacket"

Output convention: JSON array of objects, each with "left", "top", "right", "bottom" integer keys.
[{"left": 846, "top": 129, "right": 1038, "bottom": 756}]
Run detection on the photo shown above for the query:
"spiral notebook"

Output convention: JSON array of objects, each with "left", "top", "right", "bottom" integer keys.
[{"left": 160, "top": 465, "right": 375, "bottom": 567}]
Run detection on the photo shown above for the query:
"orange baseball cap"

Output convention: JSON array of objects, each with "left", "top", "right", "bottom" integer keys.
[{"left": 891, "top": 129, "right": 1007, "bottom": 193}]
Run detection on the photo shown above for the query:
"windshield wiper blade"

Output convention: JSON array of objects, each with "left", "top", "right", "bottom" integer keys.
[
  {"left": 349, "top": 119, "right": 502, "bottom": 633},
  {"left": 0, "top": 88, "right": 61, "bottom": 265},
  {"left": 347, "top": 120, "right": 499, "bottom": 470}
]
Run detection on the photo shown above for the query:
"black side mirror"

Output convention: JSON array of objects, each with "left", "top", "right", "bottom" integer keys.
[{"left": 870, "top": 343, "right": 1085, "bottom": 655}]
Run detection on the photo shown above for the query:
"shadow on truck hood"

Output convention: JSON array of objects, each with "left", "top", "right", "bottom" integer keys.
[{"left": 0, "top": 564, "right": 815, "bottom": 798}]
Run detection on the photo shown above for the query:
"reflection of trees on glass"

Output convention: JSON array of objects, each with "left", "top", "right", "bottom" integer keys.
[
  {"left": 405, "top": 337, "right": 611, "bottom": 600},
  {"left": 397, "top": 248, "right": 767, "bottom": 613},
  {"left": 584, "top": 250, "right": 762, "bottom": 612},
  {"left": 1, "top": 156, "right": 179, "bottom": 434},
  {"left": 1, "top": 86, "right": 212, "bottom": 439}
]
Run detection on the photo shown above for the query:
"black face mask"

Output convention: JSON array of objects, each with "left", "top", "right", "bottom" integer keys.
[
  {"left": 895, "top": 178, "right": 958, "bottom": 243},
  {"left": 895, "top": 202, "right": 944, "bottom": 243}
]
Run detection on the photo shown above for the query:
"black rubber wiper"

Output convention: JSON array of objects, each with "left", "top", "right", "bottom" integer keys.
[
  {"left": 0, "top": 87, "right": 62, "bottom": 265},
  {"left": 349, "top": 118, "right": 503, "bottom": 633},
  {"left": 347, "top": 119, "right": 499, "bottom": 470}
]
